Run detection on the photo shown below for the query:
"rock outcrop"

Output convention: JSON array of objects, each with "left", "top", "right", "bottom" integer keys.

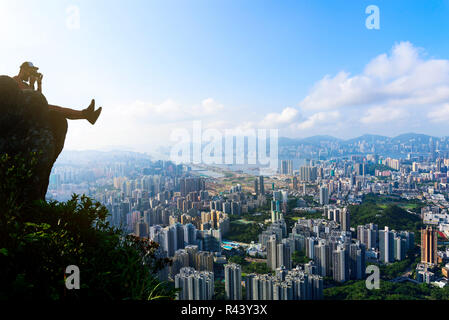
[{"left": 0, "top": 75, "right": 67, "bottom": 202}]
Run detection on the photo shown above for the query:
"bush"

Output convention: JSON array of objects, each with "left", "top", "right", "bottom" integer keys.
[
  {"left": 292, "top": 250, "right": 311, "bottom": 266},
  {"left": 0, "top": 152, "right": 176, "bottom": 300},
  {"left": 349, "top": 197, "right": 423, "bottom": 237},
  {"left": 226, "top": 221, "right": 263, "bottom": 243},
  {"left": 324, "top": 280, "right": 429, "bottom": 300},
  {"left": 228, "top": 256, "right": 270, "bottom": 274}
]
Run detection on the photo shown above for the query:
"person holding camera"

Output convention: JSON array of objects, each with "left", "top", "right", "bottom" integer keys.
[{"left": 13, "top": 61, "right": 102, "bottom": 125}]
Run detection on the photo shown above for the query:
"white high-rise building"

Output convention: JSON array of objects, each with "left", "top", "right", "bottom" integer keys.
[
  {"left": 175, "top": 267, "right": 214, "bottom": 300},
  {"left": 319, "top": 186, "right": 329, "bottom": 205},
  {"left": 225, "top": 263, "right": 242, "bottom": 300}
]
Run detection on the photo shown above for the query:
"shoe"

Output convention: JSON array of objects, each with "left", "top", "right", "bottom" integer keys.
[
  {"left": 82, "top": 99, "right": 102, "bottom": 125},
  {"left": 86, "top": 99, "right": 95, "bottom": 113},
  {"left": 87, "top": 107, "right": 102, "bottom": 125}
]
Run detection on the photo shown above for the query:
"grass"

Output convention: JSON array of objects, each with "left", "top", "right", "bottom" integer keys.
[{"left": 235, "top": 219, "right": 255, "bottom": 225}]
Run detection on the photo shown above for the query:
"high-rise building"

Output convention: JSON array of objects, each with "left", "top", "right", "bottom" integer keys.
[
  {"left": 224, "top": 263, "right": 242, "bottom": 300},
  {"left": 292, "top": 176, "right": 298, "bottom": 190},
  {"left": 357, "top": 223, "right": 378, "bottom": 250},
  {"left": 280, "top": 160, "right": 293, "bottom": 175},
  {"left": 350, "top": 174, "right": 356, "bottom": 188},
  {"left": 287, "top": 160, "right": 293, "bottom": 175},
  {"left": 277, "top": 239, "right": 292, "bottom": 270},
  {"left": 393, "top": 235, "right": 407, "bottom": 261},
  {"left": 349, "top": 242, "right": 366, "bottom": 280},
  {"left": 354, "top": 163, "right": 365, "bottom": 176},
  {"left": 171, "top": 249, "right": 190, "bottom": 278},
  {"left": 319, "top": 186, "right": 329, "bottom": 205},
  {"left": 421, "top": 226, "right": 437, "bottom": 265},
  {"left": 259, "top": 176, "right": 265, "bottom": 195},
  {"left": 340, "top": 208, "right": 350, "bottom": 232},
  {"left": 379, "top": 226, "right": 395, "bottom": 263},
  {"left": 180, "top": 177, "right": 205, "bottom": 197},
  {"left": 254, "top": 178, "right": 259, "bottom": 195},
  {"left": 135, "top": 220, "right": 149, "bottom": 238},
  {"left": 313, "top": 240, "right": 329, "bottom": 277},
  {"left": 332, "top": 244, "right": 349, "bottom": 283},
  {"left": 185, "top": 245, "right": 199, "bottom": 267},
  {"left": 300, "top": 166, "right": 317, "bottom": 182},
  {"left": 175, "top": 267, "right": 214, "bottom": 300},
  {"left": 267, "top": 235, "right": 291, "bottom": 270},
  {"left": 196, "top": 251, "right": 214, "bottom": 272},
  {"left": 245, "top": 268, "right": 323, "bottom": 300},
  {"left": 267, "top": 235, "right": 278, "bottom": 271},
  {"left": 183, "top": 223, "right": 197, "bottom": 247}
]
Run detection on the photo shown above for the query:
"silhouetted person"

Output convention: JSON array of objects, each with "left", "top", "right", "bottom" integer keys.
[{"left": 13, "top": 62, "right": 102, "bottom": 125}]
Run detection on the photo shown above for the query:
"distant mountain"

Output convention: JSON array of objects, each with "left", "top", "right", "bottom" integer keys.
[
  {"left": 390, "top": 133, "right": 436, "bottom": 144},
  {"left": 279, "top": 135, "right": 342, "bottom": 146},
  {"left": 58, "top": 132, "right": 444, "bottom": 163},
  {"left": 300, "top": 135, "right": 343, "bottom": 144},
  {"left": 344, "top": 134, "right": 389, "bottom": 144},
  {"left": 279, "top": 133, "right": 441, "bottom": 147},
  {"left": 276, "top": 132, "right": 447, "bottom": 159},
  {"left": 277, "top": 137, "right": 303, "bottom": 146},
  {"left": 56, "top": 150, "right": 151, "bottom": 165}
]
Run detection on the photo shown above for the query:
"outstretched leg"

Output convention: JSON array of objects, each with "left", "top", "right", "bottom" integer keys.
[{"left": 47, "top": 99, "right": 102, "bottom": 125}]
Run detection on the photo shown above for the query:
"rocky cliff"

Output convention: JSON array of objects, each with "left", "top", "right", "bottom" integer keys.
[{"left": 0, "top": 75, "right": 67, "bottom": 202}]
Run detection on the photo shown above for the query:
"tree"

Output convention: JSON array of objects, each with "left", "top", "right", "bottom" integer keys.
[
  {"left": 0, "top": 153, "right": 176, "bottom": 300},
  {"left": 292, "top": 250, "right": 311, "bottom": 266}
]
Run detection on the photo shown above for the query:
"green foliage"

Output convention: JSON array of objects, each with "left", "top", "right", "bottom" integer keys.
[
  {"left": 0, "top": 153, "right": 176, "bottom": 300},
  {"left": 0, "top": 152, "right": 39, "bottom": 210},
  {"left": 324, "top": 246, "right": 448, "bottom": 300},
  {"left": 349, "top": 194, "right": 423, "bottom": 237},
  {"left": 302, "top": 195, "right": 318, "bottom": 207},
  {"left": 285, "top": 211, "right": 323, "bottom": 230},
  {"left": 368, "top": 248, "right": 420, "bottom": 280},
  {"left": 365, "top": 163, "right": 396, "bottom": 175},
  {"left": 324, "top": 280, "right": 430, "bottom": 300},
  {"left": 287, "top": 198, "right": 298, "bottom": 211},
  {"left": 226, "top": 220, "right": 263, "bottom": 243},
  {"left": 230, "top": 211, "right": 270, "bottom": 224},
  {"left": 244, "top": 262, "right": 271, "bottom": 274},
  {"left": 213, "top": 279, "right": 226, "bottom": 300},
  {"left": 228, "top": 255, "right": 246, "bottom": 265},
  {"left": 292, "top": 250, "right": 311, "bottom": 266},
  {"left": 324, "top": 279, "right": 449, "bottom": 300},
  {"left": 228, "top": 256, "right": 270, "bottom": 274}
]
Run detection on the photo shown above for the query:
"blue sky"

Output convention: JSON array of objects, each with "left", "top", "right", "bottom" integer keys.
[{"left": 1, "top": 0, "right": 449, "bottom": 151}]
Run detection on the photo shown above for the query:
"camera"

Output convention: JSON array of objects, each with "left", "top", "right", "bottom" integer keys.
[{"left": 30, "top": 69, "right": 43, "bottom": 80}]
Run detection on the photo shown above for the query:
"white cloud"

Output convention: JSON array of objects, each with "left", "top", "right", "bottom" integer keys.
[
  {"left": 364, "top": 41, "right": 421, "bottom": 80},
  {"left": 299, "top": 41, "right": 449, "bottom": 113},
  {"left": 65, "top": 41, "right": 449, "bottom": 151},
  {"left": 297, "top": 111, "right": 340, "bottom": 130},
  {"left": 428, "top": 103, "right": 449, "bottom": 122},
  {"left": 104, "top": 97, "right": 225, "bottom": 124},
  {"left": 360, "top": 106, "right": 407, "bottom": 124},
  {"left": 196, "top": 98, "right": 224, "bottom": 114},
  {"left": 65, "top": 97, "right": 228, "bottom": 151},
  {"left": 259, "top": 107, "right": 299, "bottom": 128},
  {"left": 294, "top": 41, "right": 449, "bottom": 137}
]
